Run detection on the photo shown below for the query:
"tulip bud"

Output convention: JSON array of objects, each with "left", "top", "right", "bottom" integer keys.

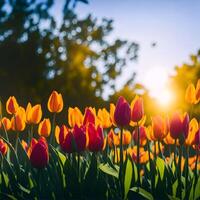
[
  {"left": 97, "top": 108, "right": 112, "bottom": 128},
  {"left": 73, "top": 124, "right": 87, "bottom": 152},
  {"left": 29, "top": 137, "right": 49, "bottom": 168},
  {"left": 114, "top": 96, "right": 131, "bottom": 127},
  {"left": 68, "top": 107, "right": 83, "bottom": 127},
  {"left": 26, "top": 103, "right": 42, "bottom": 124},
  {"left": 151, "top": 115, "right": 168, "bottom": 141},
  {"left": 38, "top": 118, "right": 51, "bottom": 137},
  {"left": 83, "top": 107, "right": 96, "bottom": 126},
  {"left": 0, "top": 139, "right": 8, "bottom": 156},
  {"left": 169, "top": 112, "right": 189, "bottom": 142},
  {"left": 11, "top": 107, "right": 26, "bottom": 131},
  {"left": 0, "top": 117, "right": 11, "bottom": 131},
  {"left": 6, "top": 96, "right": 19, "bottom": 115},
  {"left": 185, "top": 83, "right": 196, "bottom": 104},
  {"left": 55, "top": 125, "right": 60, "bottom": 144},
  {"left": 131, "top": 96, "right": 144, "bottom": 122},
  {"left": 47, "top": 91, "right": 63, "bottom": 113},
  {"left": 87, "top": 123, "right": 104, "bottom": 152}
]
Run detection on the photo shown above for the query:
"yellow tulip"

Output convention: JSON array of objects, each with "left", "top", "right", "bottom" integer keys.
[
  {"left": 68, "top": 107, "right": 83, "bottom": 127},
  {"left": 26, "top": 103, "right": 42, "bottom": 124},
  {"left": 6, "top": 96, "right": 19, "bottom": 114},
  {"left": 195, "top": 79, "right": 200, "bottom": 104},
  {"left": 97, "top": 108, "right": 112, "bottom": 128},
  {"left": 55, "top": 125, "right": 60, "bottom": 144},
  {"left": 47, "top": 91, "right": 63, "bottom": 113},
  {"left": 38, "top": 118, "right": 51, "bottom": 137}
]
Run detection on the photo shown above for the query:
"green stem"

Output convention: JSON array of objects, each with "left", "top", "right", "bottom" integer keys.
[
  {"left": 185, "top": 146, "right": 189, "bottom": 199},
  {"left": 15, "top": 132, "right": 19, "bottom": 152},
  {"left": 50, "top": 113, "right": 56, "bottom": 145},
  {"left": 77, "top": 153, "right": 80, "bottom": 182},
  {"left": 158, "top": 140, "right": 163, "bottom": 158},
  {"left": 178, "top": 145, "right": 182, "bottom": 199},
  {"left": 119, "top": 127, "right": 124, "bottom": 198},
  {"left": 195, "top": 149, "right": 199, "bottom": 181},
  {"left": 137, "top": 123, "right": 140, "bottom": 189},
  {"left": 174, "top": 139, "right": 177, "bottom": 168},
  {"left": 154, "top": 141, "right": 157, "bottom": 161}
]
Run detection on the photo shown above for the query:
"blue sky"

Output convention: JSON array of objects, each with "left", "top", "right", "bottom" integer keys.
[{"left": 52, "top": 0, "right": 200, "bottom": 98}]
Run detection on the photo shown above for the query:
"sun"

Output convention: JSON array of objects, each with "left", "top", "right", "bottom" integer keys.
[
  {"left": 140, "top": 66, "right": 174, "bottom": 107},
  {"left": 156, "top": 88, "right": 173, "bottom": 107}
]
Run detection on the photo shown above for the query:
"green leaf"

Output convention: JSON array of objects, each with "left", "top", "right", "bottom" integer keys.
[
  {"left": 172, "top": 180, "right": 178, "bottom": 197},
  {"left": 99, "top": 163, "right": 119, "bottom": 179},
  {"left": 156, "top": 157, "right": 165, "bottom": 180},
  {"left": 130, "top": 187, "right": 154, "bottom": 200},
  {"left": 124, "top": 158, "right": 133, "bottom": 199},
  {"left": 194, "top": 177, "right": 200, "bottom": 199}
]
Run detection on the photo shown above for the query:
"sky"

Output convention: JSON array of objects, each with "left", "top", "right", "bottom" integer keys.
[{"left": 51, "top": 0, "right": 200, "bottom": 99}]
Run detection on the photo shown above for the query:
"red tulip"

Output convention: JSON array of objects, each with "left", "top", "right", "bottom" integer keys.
[
  {"left": 0, "top": 139, "right": 8, "bottom": 156},
  {"left": 83, "top": 108, "right": 96, "bottom": 126},
  {"left": 29, "top": 137, "right": 49, "bottom": 168},
  {"left": 131, "top": 96, "right": 144, "bottom": 122},
  {"left": 193, "top": 129, "right": 200, "bottom": 145},
  {"left": 87, "top": 123, "right": 104, "bottom": 152},
  {"left": 114, "top": 96, "right": 131, "bottom": 127},
  {"left": 170, "top": 112, "right": 189, "bottom": 141},
  {"left": 73, "top": 124, "right": 87, "bottom": 152}
]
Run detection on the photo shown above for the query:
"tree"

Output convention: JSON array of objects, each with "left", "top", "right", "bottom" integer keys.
[{"left": 0, "top": 0, "right": 138, "bottom": 111}]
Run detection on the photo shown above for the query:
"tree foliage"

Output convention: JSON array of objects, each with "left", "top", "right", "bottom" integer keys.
[{"left": 0, "top": 0, "right": 138, "bottom": 110}]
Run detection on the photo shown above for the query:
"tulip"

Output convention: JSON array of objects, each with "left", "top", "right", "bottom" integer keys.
[
  {"left": 47, "top": 91, "right": 63, "bottom": 113},
  {"left": 122, "top": 130, "right": 132, "bottom": 146},
  {"left": 185, "top": 83, "right": 196, "bottom": 104},
  {"left": 151, "top": 115, "right": 168, "bottom": 141},
  {"left": 26, "top": 103, "right": 42, "bottom": 124},
  {"left": 185, "top": 118, "right": 198, "bottom": 146},
  {"left": 68, "top": 107, "right": 83, "bottom": 127},
  {"left": 11, "top": 107, "right": 26, "bottom": 131},
  {"left": 193, "top": 129, "right": 200, "bottom": 146},
  {"left": 169, "top": 112, "right": 189, "bottom": 141},
  {"left": 164, "top": 133, "right": 175, "bottom": 145},
  {"left": 0, "top": 139, "right": 8, "bottom": 156},
  {"left": 87, "top": 123, "right": 104, "bottom": 152},
  {"left": 55, "top": 125, "right": 60, "bottom": 144},
  {"left": 131, "top": 96, "right": 144, "bottom": 123},
  {"left": 133, "top": 126, "right": 147, "bottom": 146},
  {"left": 195, "top": 79, "right": 200, "bottom": 103},
  {"left": 21, "top": 140, "right": 29, "bottom": 152},
  {"left": 38, "top": 118, "right": 51, "bottom": 137},
  {"left": 60, "top": 128, "right": 74, "bottom": 153},
  {"left": 107, "top": 129, "right": 120, "bottom": 148},
  {"left": 29, "top": 137, "right": 49, "bottom": 168},
  {"left": 73, "top": 125, "right": 87, "bottom": 152},
  {"left": 83, "top": 107, "right": 96, "bottom": 126},
  {"left": 97, "top": 108, "right": 112, "bottom": 128},
  {"left": 6, "top": 96, "right": 19, "bottom": 115},
  {"left": 110, "top": 103, "right": 116, "bottom": 126},
  {"left": 0, "top": 117, "right": 11, "bottom": 131},
  {"left": 114, "top": 96, "right": 131, "bottom": 127}
]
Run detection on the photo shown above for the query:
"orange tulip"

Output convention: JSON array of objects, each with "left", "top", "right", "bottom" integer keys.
[
  {"left": 38, "top": 118, "right": 51, "bottom": 137},
  {"left": 87, "top": 123, "right": 104, "bottom": 152},
  {"left": 164, "top": 133, "right": 175, "bottom": 145},
  {"left": 97, "top": 108, "right": 112, "bottom": 128},
  {"left": 107, "top": 129, "right": 120, "bottom": 147},
  {"left": 68, "top": 107, "right": 83, "bottom": 127},
  {"left": 151, "top": 115, "right": 168, "bottom": 141},
  {"left": 132, "top": 126, "right": 147, "bottom": 146},
  {"left": 47, "top": 91, "right": 63, "bottom": 113},
  {"left": 0, "top": 117, "right": 11, "bottom": 131},
  {"left": 21, "top": 140, "right": 29, "bottom": 152},
  {"left": 109, "top": 103, "right": 116, "bottom": 126},
  {"left": 26, "top": 103, "right": 42, "bottom": 124},
  {"left": 114, "top": 96, "right": 131, "bottom": 127},
  {"left": 185, "top": 83, "right": 196, "bottom": 104},
  {"left": 55, "top": 125, "right": 60, "bottom": 144},
  {"left": 6, "top": 96, "right": 19, "bottom": 115},
  {"left": 185, "top": 118, "right": 198, "bottom": 146},
  {"left": 29, "top": 137, "right": 49, "bottom": 168},
  {"left": 195, "top": 79, "right": 200, "bottom": 103},
  {"left": 11, "top": 107, "right": 26, "bottom": 131},
  {"left": 131, "top": 96, "right": 144, "bottom": 123},
  {"left": 0, "top": 139, "right": 8, "bottom": 156},
  {"left": 122, "top": 130, "right": 132, "bottom": 146}
]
